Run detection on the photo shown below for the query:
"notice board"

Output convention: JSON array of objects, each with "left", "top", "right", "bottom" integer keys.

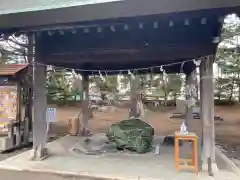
[{"left": 0, "top": 85, "right": 18, "bottom": 122}]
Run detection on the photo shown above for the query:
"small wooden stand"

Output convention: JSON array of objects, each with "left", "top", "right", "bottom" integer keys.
[{"left": 174, "top": 131, "right": 198, "bottom": 174}]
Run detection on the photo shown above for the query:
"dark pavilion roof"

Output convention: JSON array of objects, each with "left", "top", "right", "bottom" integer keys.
[
  {"left": 0, "top": 64, "right": 28, "bottom": 76},
  {"left": 0, "top": 0, "right": 239, "bottom": 32},
  {"left": 0, "top": 0, "right": 240, "bottom": 74}
]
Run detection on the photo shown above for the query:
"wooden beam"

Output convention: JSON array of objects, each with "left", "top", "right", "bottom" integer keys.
[
  {"left": 200, "top": 56, "right": 215, "bottom": 176},
  {"left": 45, "top": 45, "right": 213, "bottom": 64}
]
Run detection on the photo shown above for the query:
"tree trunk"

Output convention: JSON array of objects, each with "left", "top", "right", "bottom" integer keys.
[
  {"left": 129, "top": 75, "right": 140, "bottom": 118},
  {"left": 174, "top": 93, "right": 177, "bottom": 105},
  {"left": 238, "top": 83, "right": 240, "bottom": 103},
  {"left": 196, "top": 83, "right": 199, "bottom": 101},
  {"left": 63, "top": 94, "right": 68, "bottom": 105},
  {"left": 81, "top": 74, "right": 91, "bottom": 136},
  {"left": 238, "top": 73, "right": 240, "bottom": 103},
  {"left": 185, "top": 70, "right": 196, "bottom": 128},
  {"left": 229, "top": 84, "right": 234, "bottom": 104},
  {"left": 164, "top": 90, "right": 168, "bottom": 106},
  {"left": 218, "top": 92, "right": 221, "bottom": 101}
]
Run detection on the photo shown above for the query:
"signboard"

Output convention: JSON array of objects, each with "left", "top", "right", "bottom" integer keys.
[
  {"left": 0, "top": 86, "right": 18, "bottom": 122},
  {"left": 46, "top": 108, "right": 57, "bottom": 123}
]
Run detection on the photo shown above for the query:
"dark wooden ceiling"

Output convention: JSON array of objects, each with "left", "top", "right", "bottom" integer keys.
[{"left": 35, "top": 12, "right": 222, "bottom": 74}]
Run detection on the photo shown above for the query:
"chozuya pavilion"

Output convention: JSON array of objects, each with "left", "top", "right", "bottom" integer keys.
[{"left": 0, "top": 0, "right": 240, "bottom": 178}]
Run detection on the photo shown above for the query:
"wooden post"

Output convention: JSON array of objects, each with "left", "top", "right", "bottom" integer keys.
[
  {"left": 200, "top": 56, "right": 216, "bottom": 176},
  {"left": 31, "top": 33, "right": 48, "bottom": 160},
  {"left": 81, "top": 74, "right": 91, "bottom": 136}
]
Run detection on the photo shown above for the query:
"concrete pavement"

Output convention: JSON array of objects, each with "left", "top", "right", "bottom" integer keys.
[{"left": 0, "top": 170, "right": 103, "bottom": 180}]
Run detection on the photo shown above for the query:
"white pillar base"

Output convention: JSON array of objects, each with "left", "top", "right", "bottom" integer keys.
[
  {"left": 202, "top": 162, "right": 219, "bottom": 175},
  {"left": 29, "top": 148, "right": 49, "bottom": 161}
]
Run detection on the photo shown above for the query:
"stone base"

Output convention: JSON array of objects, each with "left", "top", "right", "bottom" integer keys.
[
  {"left": 202, "top": 162, "right": 219, "bottom": 176},
  {"left": 29, "top": 148, "right": 50, "bottom": 161}
]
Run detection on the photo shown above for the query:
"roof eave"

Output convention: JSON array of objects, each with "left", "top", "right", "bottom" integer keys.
[{"left": 0, "top": 0, "right": 239, "bottom": 33}]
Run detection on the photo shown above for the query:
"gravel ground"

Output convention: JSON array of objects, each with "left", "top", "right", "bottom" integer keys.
[
  {"left": 216, "top": 144, "right": 240, "bottom": 168},
  {"left": 1, "top": 105, "right": 240, "bottom": 179}
]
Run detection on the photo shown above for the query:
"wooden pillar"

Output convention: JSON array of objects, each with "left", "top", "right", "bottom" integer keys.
[
  {"left": 200, "top": 56, "right": 216, "bottom": 175},
  {"left": 31, "top": 33, "right": 48, "bottom": 160},
  {"left": 24, "top": 36, "right": 34, "bottom": 145},
  {"left": 81, "top": 74, "right": 90, "bottom": 136}
]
